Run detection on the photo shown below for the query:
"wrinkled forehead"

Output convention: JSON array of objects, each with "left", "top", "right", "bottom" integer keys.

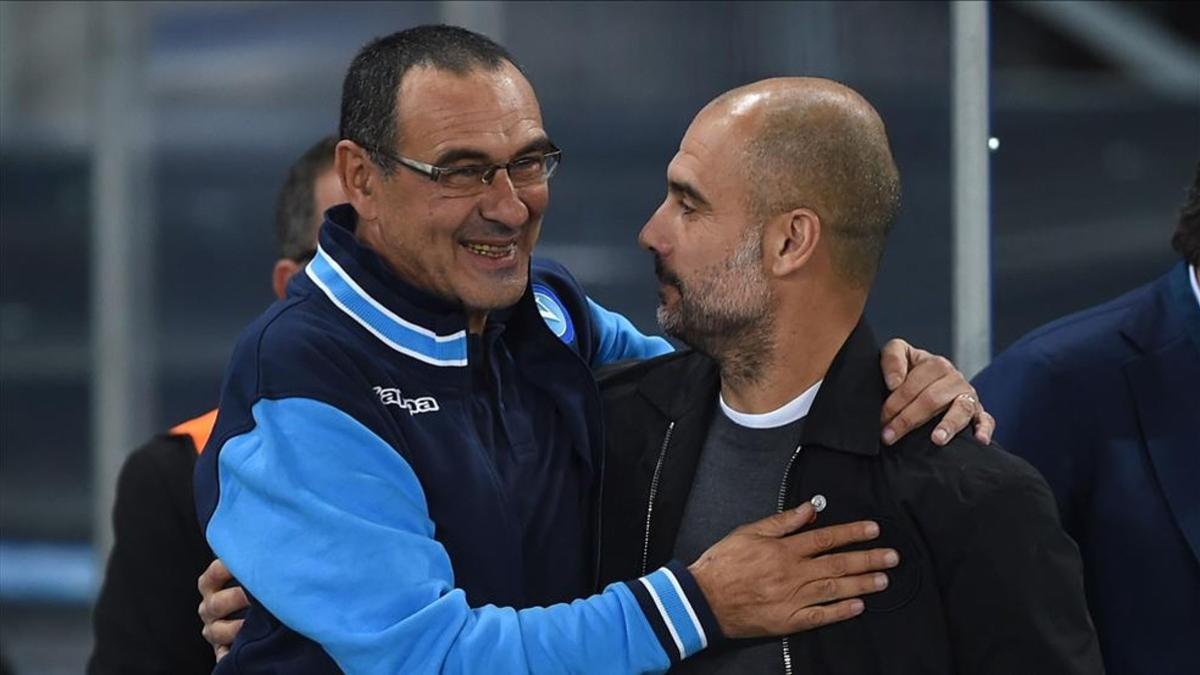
[{"left": 395, "top": 63, "right": 546, "bottom": 158}]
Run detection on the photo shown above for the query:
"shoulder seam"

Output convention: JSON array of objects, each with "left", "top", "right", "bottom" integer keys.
[
  {"left": 1017, "top": 286, "right": 1147, "bottom": 346},
  {"left": 252, "top": 295, "right": 325, "bottom": 398}
]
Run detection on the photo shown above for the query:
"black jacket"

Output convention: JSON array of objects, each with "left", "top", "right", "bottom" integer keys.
[
  {"left": 89, "top": 426, "right": 216, "bottom": 675},
  {"left": 598, "top": 322, "right": 1104, "bottom": 674}
]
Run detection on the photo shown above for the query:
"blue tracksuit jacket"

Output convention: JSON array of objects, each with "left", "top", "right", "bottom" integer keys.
[{"left": 194, "top": 205, "right": 719, "bottom": 673}]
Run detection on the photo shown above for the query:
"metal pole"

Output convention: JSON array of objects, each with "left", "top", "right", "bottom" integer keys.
[
  {"left": 91, "top": 1, "right": 155, "bottom": 575},
  {"left": 951, "top": 0, "right": 991, "bottom": 378}
]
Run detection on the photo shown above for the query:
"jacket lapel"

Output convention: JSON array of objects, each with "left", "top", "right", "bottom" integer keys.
[
  {"left": 636, "top": 352, "right": 721, "bottom": 571},
  {"left": 1122, "top": 264, "right": 1200, "bottom": 566}
]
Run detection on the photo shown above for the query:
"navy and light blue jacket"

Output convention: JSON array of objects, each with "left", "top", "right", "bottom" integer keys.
[{"left": 194, "top": 204, "right": 720, "bottom": 673}]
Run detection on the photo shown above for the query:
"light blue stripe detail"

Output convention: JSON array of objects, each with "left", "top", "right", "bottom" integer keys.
[
  {"left": 208, "top": 397, "right": 672, "bottom": 674},
  {"left": 587, "top": 297, "right": 674, "bottom": 367},
  {"left": 645, "top": 568, "right": 705, "bottom": 658},
  {"left": 307, "top": 248, "right": 467, "bottom": 366}
]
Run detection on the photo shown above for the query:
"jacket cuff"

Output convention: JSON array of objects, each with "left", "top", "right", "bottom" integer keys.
[{"left": 623, "top": 560, "right": 725, "bottom": 665}]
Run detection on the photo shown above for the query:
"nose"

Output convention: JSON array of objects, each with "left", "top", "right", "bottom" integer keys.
[
  {"left": 638, "top": 199, "right": 672, "bottom": 255},
  {"left": 478, "top": 171, "right": 530, "bottom": 228}
]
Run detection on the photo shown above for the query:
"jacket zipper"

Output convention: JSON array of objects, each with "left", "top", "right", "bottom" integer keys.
[
  {"left": 776, "top": 443, "right": 804, "bottom": 675},
  {"left": 640, "top": 421, "right": 676, "bottom": 575},
  {"left": 591, "top": 379, "right": 607, "bottom": 593}
]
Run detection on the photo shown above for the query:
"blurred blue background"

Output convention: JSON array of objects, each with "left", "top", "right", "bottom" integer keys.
[{"left": 0, "top": 1, "right": 1196, "bottom": 672}]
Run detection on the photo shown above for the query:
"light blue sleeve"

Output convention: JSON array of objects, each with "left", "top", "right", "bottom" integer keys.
[
  {"left": 587, "top": 297, "right": 674, "bottom": 367},
  {"left": 207, "top": 397, "right": 707, "bottom": 674}
]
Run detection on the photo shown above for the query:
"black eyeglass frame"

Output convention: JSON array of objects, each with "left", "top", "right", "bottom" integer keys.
[{"left": 357, "top": 141, "right": 562, "bottom": 187}]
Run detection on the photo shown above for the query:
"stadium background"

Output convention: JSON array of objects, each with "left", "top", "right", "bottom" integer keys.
[{"left": 0, "top": 2, "right": 1196, "bottom": 672}]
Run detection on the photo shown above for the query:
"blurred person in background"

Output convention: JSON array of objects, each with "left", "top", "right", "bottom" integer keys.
[
  {"left": 973, "top": 164, "right": 1200, "bottom": 675},
  {"left": 598, "top": 77, "right": 1101, "bottom": 674},
  {"left": 87, "top": 135, "right": 343, "bottom": 675},
  {"left": 192, "top": 25, "right": 991, "bottom": 674}
]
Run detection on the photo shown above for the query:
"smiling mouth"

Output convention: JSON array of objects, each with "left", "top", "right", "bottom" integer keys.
[{"left": 461, "top": 241, "right": 517, "bottom": 259}]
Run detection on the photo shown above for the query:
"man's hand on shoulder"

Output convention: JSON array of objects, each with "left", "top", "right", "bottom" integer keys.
[
  {"left": 689, "top": 502, "right": 899, "bottom": 638},
  {"left": 879, "top": 338, "right": 995, "bottom": 447}
]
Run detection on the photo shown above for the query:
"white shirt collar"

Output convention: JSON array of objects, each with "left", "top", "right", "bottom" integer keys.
[
  {"left": 1189, "top": 264, "right": 1200, "bottom": 314},
  {"left": 719, "top": 380, "right": 823, "bottom": 429}
]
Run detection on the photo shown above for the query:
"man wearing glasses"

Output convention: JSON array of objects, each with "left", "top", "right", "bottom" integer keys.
[{"left": 194, "top": 26, "right": 989, "bottom": 673}]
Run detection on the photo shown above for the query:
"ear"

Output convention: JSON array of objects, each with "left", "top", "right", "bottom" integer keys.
[
  {"left": 272, "top": 259, "right": 302, "bottom": 299},
  {"left": 335, "top": 139, "right": 379, "bottom": 221},
  {"left": 768, "top": 207, "right": 821, "bottom": 277}
]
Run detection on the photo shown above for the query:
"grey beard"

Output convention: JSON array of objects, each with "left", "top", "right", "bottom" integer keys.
[
  {"left": 664, "top": 306, "right": 776, "bottom": 388},
  {"left": 654, "top": 220, "right": 774, "bottom": 386},
  {"left": 658, "top": 278, "right": 776, "bottom": 387}
]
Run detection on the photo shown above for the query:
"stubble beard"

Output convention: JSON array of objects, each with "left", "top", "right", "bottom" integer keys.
[{"left": 656, "top": 225, "right": 776, "bottom": 388}]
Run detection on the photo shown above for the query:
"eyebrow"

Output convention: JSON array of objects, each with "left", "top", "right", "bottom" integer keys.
[
  {"left": 432, "top": 136, "right": 556, "bottom": 167},
  {"left": 668, "top": 179, "right": 711, "bottom": 209}
]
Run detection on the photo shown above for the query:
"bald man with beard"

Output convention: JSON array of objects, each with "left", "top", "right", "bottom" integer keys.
[{"left": 598, "top": 78, "right": 1103, "bottom": 674}]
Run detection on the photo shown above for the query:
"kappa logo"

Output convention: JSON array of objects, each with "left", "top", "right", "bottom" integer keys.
[{"left": 373, "top": 386, "right": 440, "bottom": 415}]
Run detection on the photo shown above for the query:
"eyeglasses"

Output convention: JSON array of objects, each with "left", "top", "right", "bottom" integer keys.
[{"left": 359, "top": 142, "right": 562, "bottom": 192}]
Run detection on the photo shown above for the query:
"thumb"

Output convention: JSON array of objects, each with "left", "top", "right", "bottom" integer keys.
[{"left": 743, "top": 502, "right": 817, "bottom": 538}]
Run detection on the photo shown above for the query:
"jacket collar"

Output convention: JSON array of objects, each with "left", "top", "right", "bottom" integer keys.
[
  {"left": 303, "top": 204, "right": 472, "bottom": 367},
  {"left": 1121, "top": 261, "right": 1200, "bottom": 356},
  {"left": 638, "top": 320, "right": 883, "bottom": 457},
  {"left": 798, "top": 320, "right": 884, "bottom": 457},
  {"left": 636, "top": 350, "right": 721, "bottom": 421},
  {"left": 1119, "top": 262, "right": 1200, "bottom": 566}
]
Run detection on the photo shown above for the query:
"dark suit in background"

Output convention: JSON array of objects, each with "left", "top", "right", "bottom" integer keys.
[{"left": 974, "top": 262, "right": 1200, "bottom": 675}]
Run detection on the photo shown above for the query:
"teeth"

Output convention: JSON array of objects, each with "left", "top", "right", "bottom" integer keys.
[{"left": 463, "top": 242, "right": 515, "bottom": 258}]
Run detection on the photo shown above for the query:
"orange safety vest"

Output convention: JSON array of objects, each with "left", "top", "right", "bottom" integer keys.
[{"left": 169, "top": 408, "right": 219, "bottom": 455}]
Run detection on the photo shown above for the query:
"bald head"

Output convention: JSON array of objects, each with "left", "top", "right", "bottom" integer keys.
[{"left": 707, "top": 77, "right": 901, "bottom": 288}]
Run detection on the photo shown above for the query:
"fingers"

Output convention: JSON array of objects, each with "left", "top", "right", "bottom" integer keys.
[
  {"left": 879, "top": 338, "right": 913, "bottom": 391},
  {"left": 780, "top": 548, "right": 901, "bottom": 634},
  {"left": 198, "top": 559, "right": 245, "bottom": 655},
  {"left": 880, "top": 353, "right": 951, "bottom": 432},
  {"left": 881, "top": 360, "right": 963, "bottom": 445},
  {"left": 198, "top": 558, "right": 233, "bottom": 597},
  {"left": 930, "top": 388, "right": 980, "bottom": 445},
  {"left": 973, "top": 410, "right": 996, "bottom": 444},
  {"left": 199, "top": 586, "right": 249, "bottom": 624},
  {"left": 800, "top": 571, "right": 889, "bottom": 608},
  {"left": 785, "top": 519, "right": 880, "bottom": 556},
  {"left": 813, "top": 547, "right": 900, "bottom": 579},
  {"left": 202, "top": 617, "right": 244, "bottom": 653},
  {"left": 785, "top": 598, "right": 866, "bottom": 633},
  {"left": 741, "top": 502, "right": 818, "bottom": 538}
]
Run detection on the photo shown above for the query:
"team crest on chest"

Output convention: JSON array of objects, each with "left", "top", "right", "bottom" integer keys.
[{"left": 532, "top": 283, "right": 575, "bottom": 344}]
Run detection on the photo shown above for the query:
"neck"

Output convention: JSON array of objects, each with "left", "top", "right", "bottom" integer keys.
[
  {"left": 719, "top": 288, "right": 863, "bottom": 415},
  {"left": 467, "top": 311, "right": 488, "bottom": 334}
]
